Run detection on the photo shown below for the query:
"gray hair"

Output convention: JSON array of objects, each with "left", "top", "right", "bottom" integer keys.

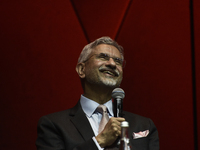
[{"left": 77, "top": 36, "right": 124, "bottom": 63}]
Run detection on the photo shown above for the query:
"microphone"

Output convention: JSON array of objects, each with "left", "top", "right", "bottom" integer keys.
[{"left": 112, "top": 88, "right": 125, "bottom": 117}]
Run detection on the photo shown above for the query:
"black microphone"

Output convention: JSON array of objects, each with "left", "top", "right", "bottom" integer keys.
[{"left": 112, "top": 88, "right": 125, "bottom": 117}]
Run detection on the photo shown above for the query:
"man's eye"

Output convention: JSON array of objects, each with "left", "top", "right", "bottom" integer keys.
[
  {"left": 99, "top": 54, "right": 109, "bottom": 59},
  {"left": 114, "top": 58, "right": 122, "bottom": 65}
]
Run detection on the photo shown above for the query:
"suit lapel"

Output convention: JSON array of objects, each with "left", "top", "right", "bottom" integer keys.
[{"left": 70, "top": 101, "right": 95, "bottom": 141}]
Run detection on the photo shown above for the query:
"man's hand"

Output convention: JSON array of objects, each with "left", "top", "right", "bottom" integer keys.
[{"left": 95, "top": 117, "right": 125, "bottom": 148}]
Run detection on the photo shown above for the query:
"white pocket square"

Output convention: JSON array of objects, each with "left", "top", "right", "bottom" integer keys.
[{"left": 132, "top": 130, "right": 149, "bottom": 139}]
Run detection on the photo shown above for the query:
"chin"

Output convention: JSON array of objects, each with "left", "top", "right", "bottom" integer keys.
[{"left": 101, "top": 79, "right": 120, "bottom": 88}]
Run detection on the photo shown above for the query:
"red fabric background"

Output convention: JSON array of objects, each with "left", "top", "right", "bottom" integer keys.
[{"left": 0, "top": 0, "right": 199, "bottom": 149}]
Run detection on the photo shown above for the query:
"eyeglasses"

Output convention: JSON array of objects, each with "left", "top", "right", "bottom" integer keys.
[{"left": 84, "top": 53, "right": 126, "bottom": 68}]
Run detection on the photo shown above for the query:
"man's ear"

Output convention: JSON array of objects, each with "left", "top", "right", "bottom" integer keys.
[{"left": 75, "top": 63, "right": 86, "bottom": 78}]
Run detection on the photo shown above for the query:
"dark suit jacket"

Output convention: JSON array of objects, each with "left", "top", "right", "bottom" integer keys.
[{"left": 36, "top": 101, "right": 159, "bottom": 150}]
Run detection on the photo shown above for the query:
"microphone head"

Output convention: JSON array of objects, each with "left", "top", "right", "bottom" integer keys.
[{"left": 112, "top": 88, "right": 125, "bottom": 99}]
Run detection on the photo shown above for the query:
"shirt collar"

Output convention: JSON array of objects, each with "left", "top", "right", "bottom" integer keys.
[{"left": 80, "top": 95, "right": 113, "bottom": 117}]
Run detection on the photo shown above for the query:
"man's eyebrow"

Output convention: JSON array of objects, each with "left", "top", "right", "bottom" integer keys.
[{"left": 99, "top": 53, "right": 107, "bottom": 55}]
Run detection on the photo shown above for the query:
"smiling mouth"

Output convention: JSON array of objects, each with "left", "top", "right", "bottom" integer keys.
[
  {"left": 104, "top": 70, "right": 115, "bottom": 76},
  {"left": 99, "top": 69, "right": 119, "bottom": 77}
]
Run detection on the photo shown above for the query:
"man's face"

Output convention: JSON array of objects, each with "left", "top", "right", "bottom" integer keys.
[{"left": 84, "top": 44, "right": 123, "bottom": 88}]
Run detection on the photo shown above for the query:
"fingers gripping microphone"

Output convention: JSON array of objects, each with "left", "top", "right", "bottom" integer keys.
[{"left": 112, "top": 88, "right": 125, "bottom": 117}]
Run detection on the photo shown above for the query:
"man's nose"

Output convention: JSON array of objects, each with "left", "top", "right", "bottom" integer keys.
[{"left": 105, "top": 58, "right": 116, "bottom": 68}]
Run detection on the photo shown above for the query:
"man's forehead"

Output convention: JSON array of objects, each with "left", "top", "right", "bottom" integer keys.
[{"left": 93, "top": 44, "right": 121, "bottom": 56}]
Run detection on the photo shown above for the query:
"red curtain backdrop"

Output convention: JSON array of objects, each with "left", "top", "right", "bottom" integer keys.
[{"left": 0, "top": 0, "right": 199, "bottom": 150}]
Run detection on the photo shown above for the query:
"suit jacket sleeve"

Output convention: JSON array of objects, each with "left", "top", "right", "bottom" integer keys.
[{"left": 148, "top": 118, "right": 159, "bottom": 150}]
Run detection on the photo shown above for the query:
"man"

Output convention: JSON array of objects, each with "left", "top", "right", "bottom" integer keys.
[{"left": 36, "top": 37, "right": 159, "bottom": 150}]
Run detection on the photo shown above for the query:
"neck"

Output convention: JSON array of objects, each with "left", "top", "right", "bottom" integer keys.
[{"left": 83, "top": 83, "right": 115, "bottom": 104}]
